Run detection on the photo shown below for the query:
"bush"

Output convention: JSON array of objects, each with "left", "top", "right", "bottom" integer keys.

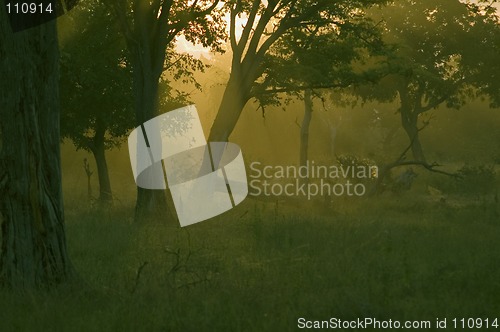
[
  {"left": 336, "top": 154, "right": 378, "bottom": 184},
  {"left": 454, "top": 164, "right": 497, "bottom": 195}
]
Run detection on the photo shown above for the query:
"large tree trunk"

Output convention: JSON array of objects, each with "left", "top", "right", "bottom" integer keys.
[
  {"left": 299, "top": 90, "right": 313, "bottom": 185},
  {"left": 208, "top": 75, "right": 249, "bottom": 143},
  {"left": 131, "top": 53, "right": 169, "bottom": 222},
  {"left": 0, "top": 8, "right": 73, "bottom": 288},
  {"left": 202, "top": 72, "right": 251, "bottom": 182}
]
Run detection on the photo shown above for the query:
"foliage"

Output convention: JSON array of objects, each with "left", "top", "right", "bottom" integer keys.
[
  {"left": 337, "top": 154, "right": 377, "bottom": 170},
  {"left": 60, "top": 1, "right": 201, "bottom": 152},
  {"left": 254, "top": 4, "right": 388, "bottom": 110},
  {"left": 357, "top": 0, "right": 500, "bottom": 113},
  {"left": 107, "top": 0, "right": 226, "bottom": 98},
  {"left": 346, "top": 0, "right": 500, "bottom": 162},
  {"left": 455, "top": 164, "right": 497, "bottom": 195},
  {"left": 336, "top": 154, "right": 378, "bottom": 184},
  {"left": 462, "top": 1, "right": 500, "bottom": 107},
  {"left": 104, "top": 0, "right": 227, "bottom": 218},
  {"left": 430, "top": 163, "right": 498, "bottom": 196},
  {"left": 109, "top": 0, "right": 226, "bottom": 52},
  {"left": 59, "top": 0, "right": 134, "bottom": 151},
  {"left": 226, "top": 0, "right": 388, "bottom": 107}
]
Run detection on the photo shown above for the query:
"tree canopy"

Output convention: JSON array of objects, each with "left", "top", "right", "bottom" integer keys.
[
  {"left": 208, "top": 0, "right": 388, "bottom": 142},
  {"left": 354, "top": 0, "right": 500, "bottom": 161},
  {"left": 106, "top": 0, "right": 225, "bottom": 220}
]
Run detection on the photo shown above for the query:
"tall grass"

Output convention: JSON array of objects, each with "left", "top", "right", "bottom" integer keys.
[{"left": 1, "top": 195, "right": 499, "bottom": 331}]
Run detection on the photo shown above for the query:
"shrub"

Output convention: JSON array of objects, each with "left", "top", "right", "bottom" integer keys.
[{"left": 454, "top": 164, "right": 497, "bottom": 195}]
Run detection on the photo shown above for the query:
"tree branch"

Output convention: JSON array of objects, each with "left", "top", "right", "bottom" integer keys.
[
  {"left": 153, "top": 0, "right": 175, "bottom": 76},
  {"left": 419, "top": 94, "right": 449, "bottom": 113},
  {"left": 236, "top": 0, "right": 261, "bottom": 54},
  {"left": 386, "top": 160, "right": 461, "bottom": 178},
  {"left": 229, "top": 2, "right": 239, "bottom": 53},
  {"left": 245, "top": 2, "right": 277, "bottom": 61},
  {"left": 107, "top": 0, "right": 139, "bottom": 52},
  {"left": 419, "top": 77, "right": 468, "bottom": 113},
  {"left": 255, "top": 82, "right": 353, "bottom": 96},
  {"left": 370, "top": 120, "right": 461, "bottom": 195},
  {"left": 163, "top": 53, "right": 187, "bottom": 71},
  {"left": 196, "top": 0, "right": 219, "bottom": 16}
]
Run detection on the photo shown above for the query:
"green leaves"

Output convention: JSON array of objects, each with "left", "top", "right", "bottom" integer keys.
[
  {"left": 226, "top": 0, "right": 389, "bottom": 107},
  {"left": 363, "top": 0, "right": 500, "bottom": 109},
  {"left": 59, "top": 0, "right": 134, "bottom": 151}
]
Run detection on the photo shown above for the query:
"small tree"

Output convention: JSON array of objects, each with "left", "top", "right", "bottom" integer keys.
[{"left": 60, "top": 0, "right": 134, "bottom": 204}]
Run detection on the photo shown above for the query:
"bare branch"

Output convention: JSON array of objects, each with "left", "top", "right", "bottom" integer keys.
[
  {"left": 255, "top": 82, "right": 352, "bottom": 96},
  {"left": 229, "top": 2, "right": 239, "bottom": 52},
  {"left": 245, "top": 2, "right": 278, "bottom": 62},
  {"left": 237, "top": 0, "right": 261, "bottom": 54},
  {"left": 387, "top": 160, "right": 461, "bottom": 178}
]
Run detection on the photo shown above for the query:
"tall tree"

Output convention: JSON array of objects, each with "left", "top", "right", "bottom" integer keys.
[
  {"left": 108, "top": 0, "right": 224, "bottom": 221},
  {"left": 358, "top": 0, "right": 500, "bottom": 162},
  {"left": 60, "top": 0, "right": 134, "bottom": 205},
  {"left": 263, "top": 19, "right": 386, "bottom": 169},
  {"left": 0, "top": 5, "right": 73, "bottom": 288},
  {"left": 207, "top": 0, "right": 386, "bottom": 143}
]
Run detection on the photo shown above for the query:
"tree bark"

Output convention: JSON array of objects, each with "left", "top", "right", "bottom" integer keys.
[
  {"left": 87, "top": 117, "right": 113, "bottom": 205},
  {"left": 208, "top": 74, "right": 250, "bottom": 143},
  {"left": 0, "top": 7, "right": 73, "bottom": 288},
  {"left": 130, "top": 50, "right": 169, "bottom": 222},
  {"left": 400, "top": 106, "right": 426, "bottom": 162},
  {"left": 90, "top": 140, "right": 113, "bottom": 205},
  {"left": 299, "top": 90, "right": 313, "bottom": 185},
  {"left": 398, "top": 85, "right": 427, "bottom": 163}
]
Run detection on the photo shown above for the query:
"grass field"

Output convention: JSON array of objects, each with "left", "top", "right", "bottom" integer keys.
[{"left": 1, "top": 190, "right": 499, "bottom": 331}]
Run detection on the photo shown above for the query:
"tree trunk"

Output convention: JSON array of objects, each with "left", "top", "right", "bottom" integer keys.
[
  {"left": 398, "top": 85, "right": 427, "bottom": 163},
  {"left": 91, "top": 140, "right": 113, "bottom": 205},
  {"left": 88, "top": 118, "right": 112, "bottom": 205},
  {"left": 131, "top": 53, "right": 169, "bottom": 222},
  {"left": 300, "top": 90, "right": 313, "bottom": 185},
  {"left": 400, "top": 107, "right": 426, "bottom": 162},
  {"left": 201, "top": 72, "right": 252, "bottom": 185},
  {"left": 208, "top": 75, "right": 249, "bottom": 143},
  {"left": 83, "top": 158, "right": 93, "bottom": 201},
  {"left": 0, "top": 8, "right": 73, "bottom": 288}
]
